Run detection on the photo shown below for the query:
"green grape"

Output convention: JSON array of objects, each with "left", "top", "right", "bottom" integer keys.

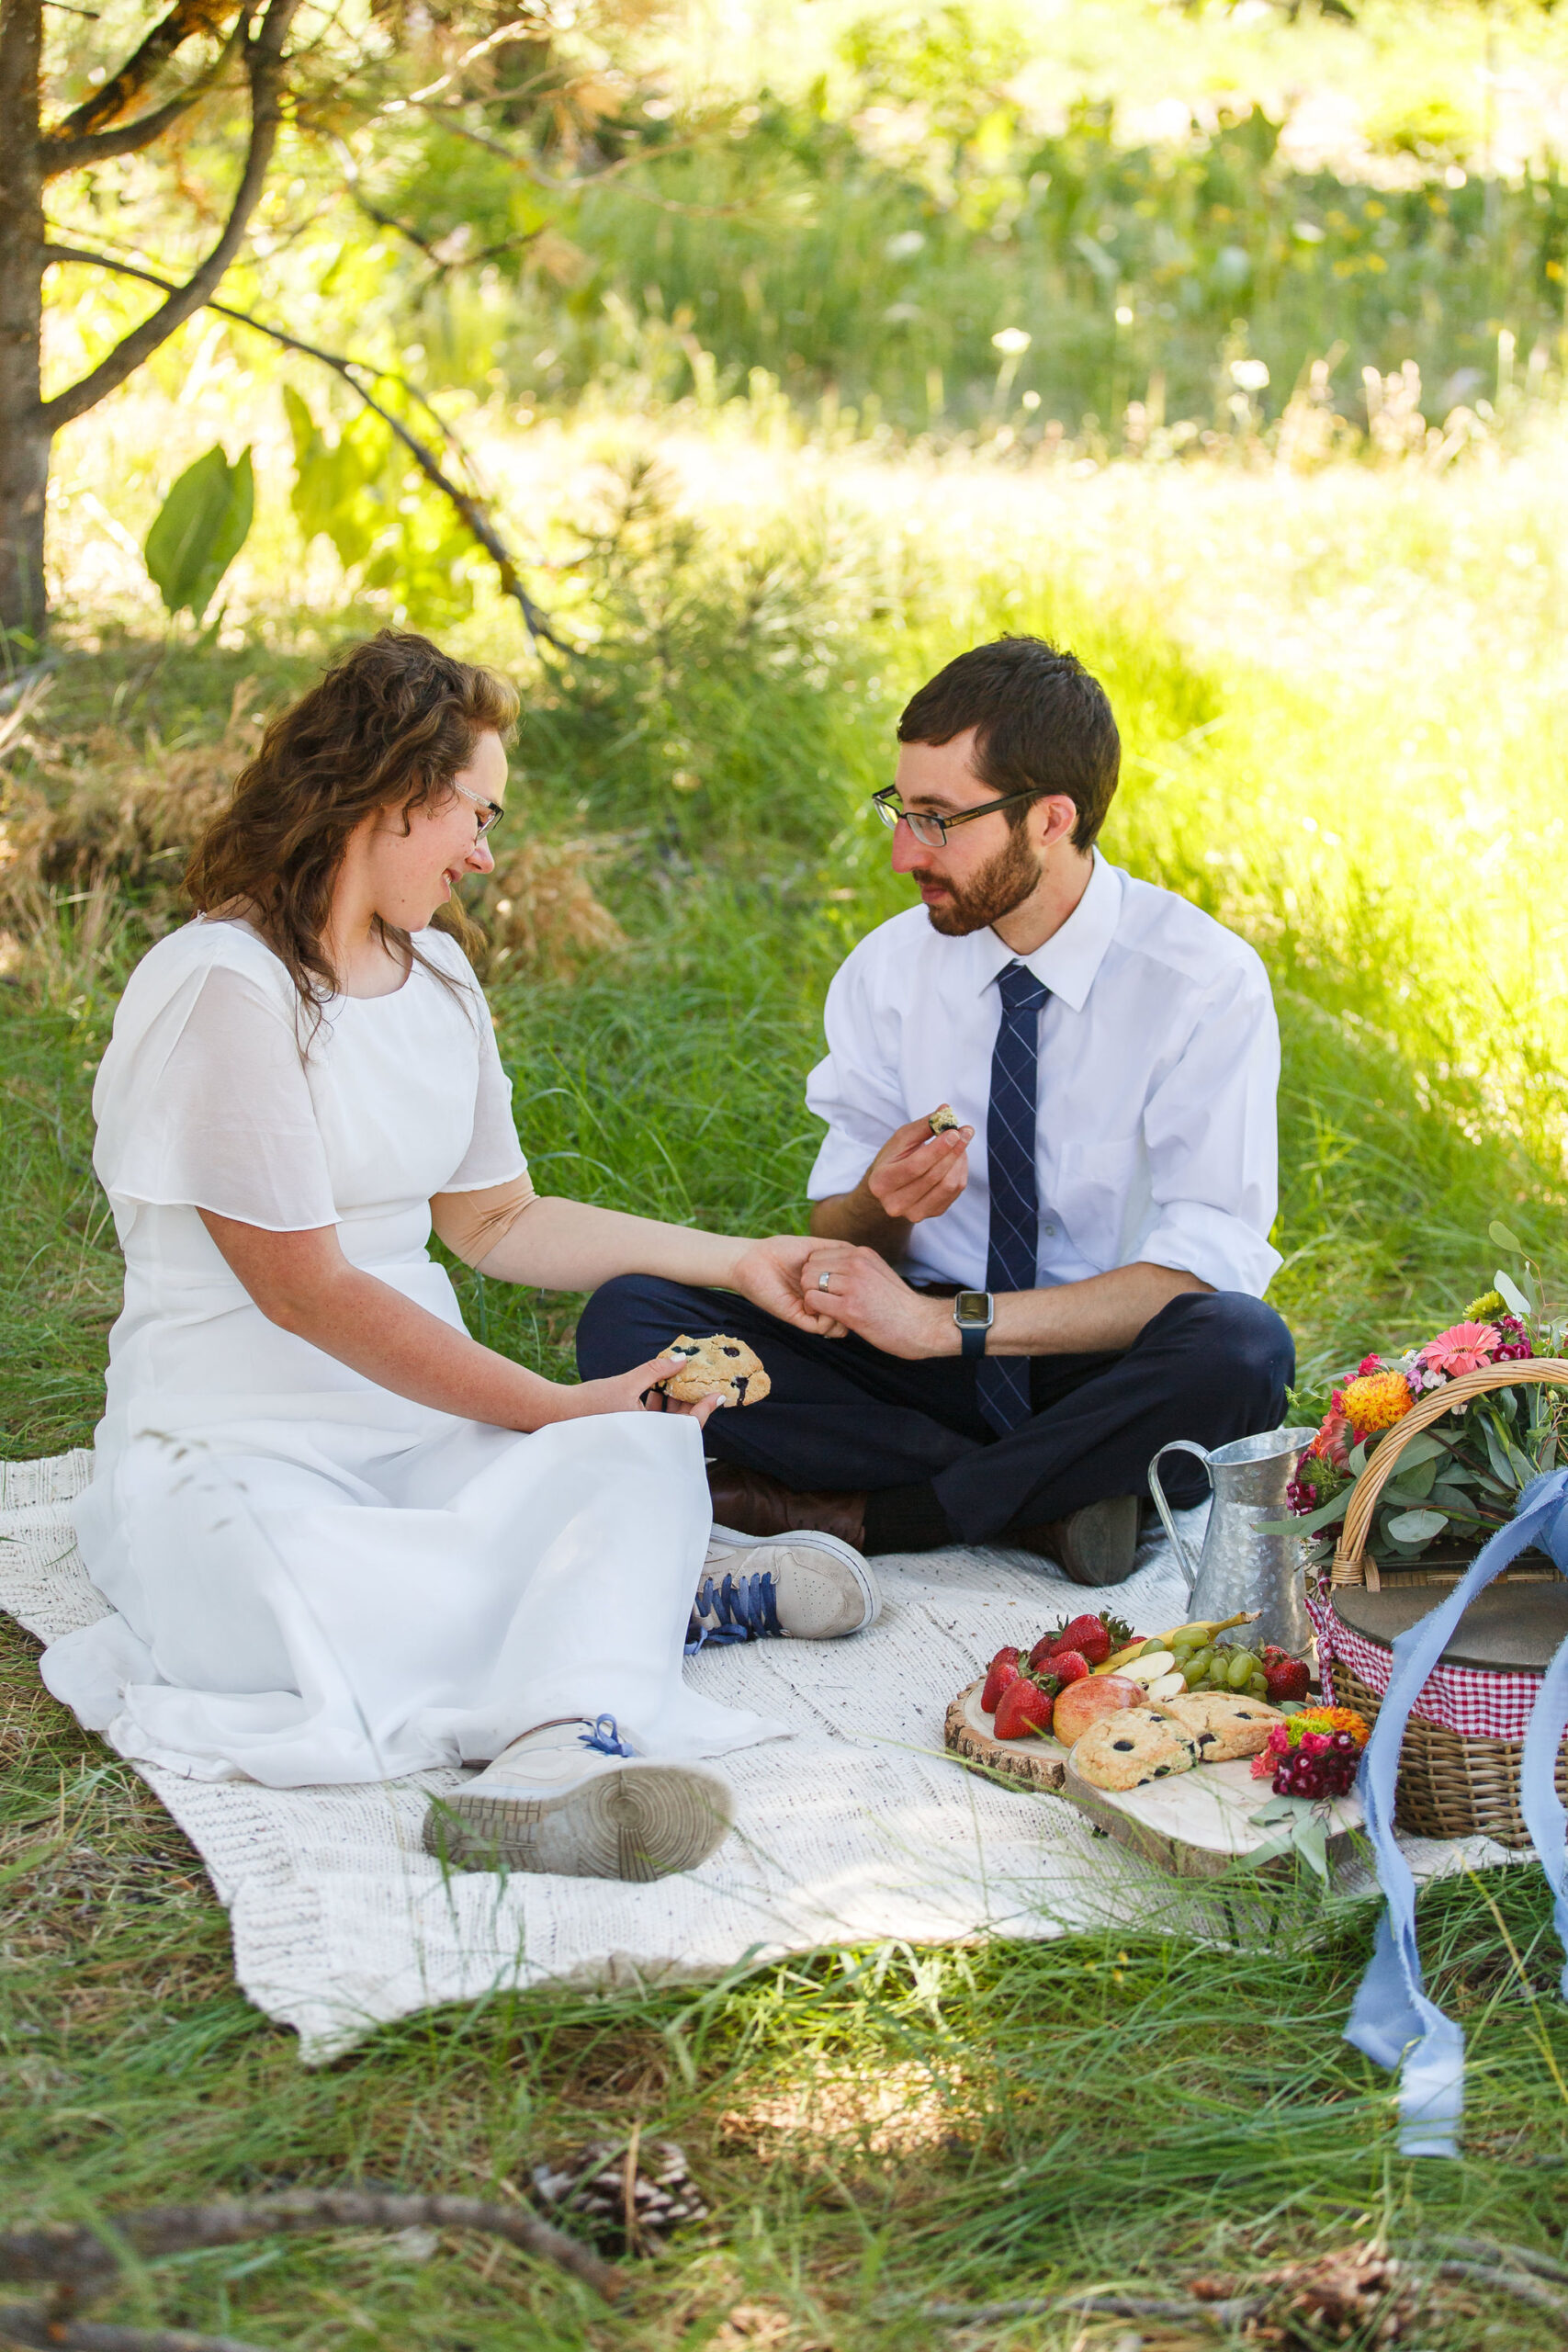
[
  {"left": 1226, "top": 1650, "right": 1258, "bottom": 1690},
  {"left": 1183, "top": 1646, "right": 1213, "bottom": 1684},
  {"left": 1248, "top": 1674, "right": 1269, "bottom": 1698}
]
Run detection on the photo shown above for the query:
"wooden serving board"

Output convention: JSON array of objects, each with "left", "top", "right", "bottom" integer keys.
[
  {"left": 944, "top": 1677, "right": 1067, "bottom": 1791},
  {"left": 1059, "top": 1748, "right": 1363, "bottom": 1880}
]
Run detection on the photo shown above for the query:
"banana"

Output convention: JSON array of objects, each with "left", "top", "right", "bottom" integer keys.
[{"left": 1156, "top": 1610, "right": 1258, "bottom": 1645}]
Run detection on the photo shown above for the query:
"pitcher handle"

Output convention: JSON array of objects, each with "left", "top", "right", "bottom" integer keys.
[{"left": 1146, "top": 1440, "right": 1213, "bottom": 1594}]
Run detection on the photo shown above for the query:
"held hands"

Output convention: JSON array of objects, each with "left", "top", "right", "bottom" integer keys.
[
  {"left": 797, "top": 1241, "right": 954, "bottom": 1360},
  {"left": 863, "top": 1112, "right": 973, "bottom": 1228}
]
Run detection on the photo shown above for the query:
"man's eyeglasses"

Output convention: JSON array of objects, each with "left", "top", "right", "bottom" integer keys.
[
  {"left": 871, "top": 782, "right": 1041, "bottom": 849},
  {"left": 453, "top": 781, "right": 505, "bottom": 835}
]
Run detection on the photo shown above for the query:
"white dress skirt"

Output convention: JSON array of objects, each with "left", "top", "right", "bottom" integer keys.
[{"left": 41, "top": 917, "right": 784, "bottom": 1787}]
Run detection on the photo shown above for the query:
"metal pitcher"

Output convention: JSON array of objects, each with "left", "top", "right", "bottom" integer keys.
[{"left": 1146, "top": 1426, "right": 1318, "bottom": 1655}]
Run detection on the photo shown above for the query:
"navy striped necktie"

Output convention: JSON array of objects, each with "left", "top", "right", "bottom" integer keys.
[{"left": 977, "top": 961, "right": 1050, "bottom": 1435}]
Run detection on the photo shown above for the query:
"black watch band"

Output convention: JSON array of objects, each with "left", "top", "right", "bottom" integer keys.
[{"left": 953, "top": 1289, "right": 994, "bottom": 1360}]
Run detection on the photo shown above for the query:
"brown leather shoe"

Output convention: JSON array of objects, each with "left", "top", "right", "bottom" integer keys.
[
  {"left": 1012, "top": 1495, "right": 1141, "bottom": 1587},
  {"left": 706, "top": 1461, "right": 867, "bottom": 1550}
]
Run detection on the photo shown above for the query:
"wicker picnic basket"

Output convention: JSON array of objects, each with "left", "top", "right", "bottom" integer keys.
[{"left": 1322, "top": 1358, "right": 1568, "bottom": 1846}]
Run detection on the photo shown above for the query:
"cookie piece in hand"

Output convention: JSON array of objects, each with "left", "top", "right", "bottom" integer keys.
[
  {"left": 659, "top": 1334, "right": 772, "bottom": 1407},
  {"left": 929, "top": 1103, "right": 961, "bottom": 1136},
  {"left": 1073, "top": 1706, "right": 1199, "bottom": 1792},
  {"left": 1165, "top": 1691, "right": 1281, "bottom": 1762}
]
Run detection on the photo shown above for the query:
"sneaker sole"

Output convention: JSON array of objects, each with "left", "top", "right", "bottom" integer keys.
[
  {"left": 706, "top": 1521, "right": 883, "bottom": 1633},
  {"left": 422, "top": 1761, "right": 734, "bottom": 1881}
]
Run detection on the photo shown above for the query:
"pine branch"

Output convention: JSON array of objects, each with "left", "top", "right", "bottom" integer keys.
[
  {"left": 48, "top": 0, "right": 238, "bottom": 141},
  {"left": 46, "top": 11, "right": 251, "bottom": 175},
  {"left": 42, "top": 243, "right": 565, "bottom": 648},
  {"left": 39, "top": 0, "right": 300, "bottom": 430}
]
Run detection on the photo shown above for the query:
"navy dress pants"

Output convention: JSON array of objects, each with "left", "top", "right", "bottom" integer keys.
[{"left": 575, "top": 1278, "right": 1295, "bottom": 1546}]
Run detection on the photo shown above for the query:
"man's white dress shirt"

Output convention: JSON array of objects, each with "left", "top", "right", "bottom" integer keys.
[{"left": 805, "top": 850, "right": 1281, "bottom": 1300}]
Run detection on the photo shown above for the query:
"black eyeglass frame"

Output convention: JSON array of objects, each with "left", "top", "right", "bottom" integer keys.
[{"left": 871, "top": 781, "right": 1042, "bottom": 848}]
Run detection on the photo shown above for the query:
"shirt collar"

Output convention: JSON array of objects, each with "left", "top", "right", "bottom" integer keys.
[{"left": 967, "top": 848, "right": 1122, "bottom": 1012}]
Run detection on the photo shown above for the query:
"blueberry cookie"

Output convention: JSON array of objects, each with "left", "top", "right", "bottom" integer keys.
[
  {"left": 1073, "top": 1705, "right": 1199, "bottom": 1792},
  {"left": 659, "top": 1334, "right": 772, "bottom": 1407},
  {"left": 1165, "top": 1691, "right": 1282, "bottom": 1762}
]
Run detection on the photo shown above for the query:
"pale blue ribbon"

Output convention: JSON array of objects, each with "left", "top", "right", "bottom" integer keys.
[{"left": 1344, "top": 1466, "right": 1568, "bottom": 2156}]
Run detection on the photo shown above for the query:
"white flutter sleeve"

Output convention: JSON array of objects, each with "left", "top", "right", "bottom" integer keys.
[
  {"left": 416, "top": 930, "right": 529, "bottom": 1194},
  {"left": 93, "top": 953, "right": 340, "bottom": 1232}
]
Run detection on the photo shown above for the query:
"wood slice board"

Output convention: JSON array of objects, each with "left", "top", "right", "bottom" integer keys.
[
  {"left": 1059, "top": 1748, "right": 1364, "bottom": 1880},
  {"left": 944, "top": 1677, "right": 1066, "bottom": 1791}
]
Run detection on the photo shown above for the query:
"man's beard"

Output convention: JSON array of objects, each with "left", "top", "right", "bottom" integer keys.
[{"left": 922, "top": 824, "right": 1043, "bottom": 936}]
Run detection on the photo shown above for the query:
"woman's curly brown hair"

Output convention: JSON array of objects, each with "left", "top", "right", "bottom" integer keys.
[{"left": 185, "top": 629, "right": 519, "bottom": 1007}]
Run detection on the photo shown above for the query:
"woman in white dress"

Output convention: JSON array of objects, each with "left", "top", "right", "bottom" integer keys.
[{"left": 46, "top": 631, "right": 876, "bottom": 1883}]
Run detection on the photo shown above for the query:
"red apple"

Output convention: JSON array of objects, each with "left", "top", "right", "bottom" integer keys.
[{"left": 1051, "top": 1673, "right": 1147, "bottom": 1748}]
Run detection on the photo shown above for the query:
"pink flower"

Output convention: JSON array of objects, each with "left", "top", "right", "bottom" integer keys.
[
  {"left": 1357, "top": 1354, "right": 1385, "bottom": 1376},
  {"left": 1419, "top": 1321, "right": 1502, "bottom": 1379}
]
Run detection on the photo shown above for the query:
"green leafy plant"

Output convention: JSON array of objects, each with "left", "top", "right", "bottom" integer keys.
[
  {"left": 282, "top": 387, "right": 477, "bottom": 628},
  {"left": 142, "top": 444, "right": 255, "bottom": 628},
  {"left": 1286, "top": 1222, "right": 1568, "bottom": 1572}
]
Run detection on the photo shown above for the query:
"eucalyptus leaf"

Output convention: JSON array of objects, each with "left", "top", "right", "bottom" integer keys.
[
  {"left": 1259, "top": 1485, "right": 1348, "bottom": 1536},
  {"left": 1251, "top": 1794, "right": 1312, "bottom": 1825},
  {"left": 1385, "top": 1508, "right": 1448, "bottom": 1543},
  {"left": 1241, "top": 1836, "right": 1296, "bottom": 1872},
  {"left": 1383, "top": 1453, "right": 1436, "bottom": 1501},
  {"left": 1482, "top": 1415, "right": 1521, "bottom": 1490},
  {"left": 1495, "top": 1270, "right": 1532, "bottom": 1321},
  {"left": 1293, "top": 1815, "right": 1332, "bottom": 1883},
  {"left": 143, "top": 444, "right": 254, "bottom": 623},
  {"left": 1490, "top": 1219, "right": 1525, "bottom": 1254},
  {"left": 1393, "top": 1431, "right": 1448, "bottom": 1472}
]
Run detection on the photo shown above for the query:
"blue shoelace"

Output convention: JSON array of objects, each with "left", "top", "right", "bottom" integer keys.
[
  {"left": 684, "top": 1569, "right": 781, "bottom": 1656},
  {"left": 578, "top": 1713, "right": 635, "bottom": 1757}
]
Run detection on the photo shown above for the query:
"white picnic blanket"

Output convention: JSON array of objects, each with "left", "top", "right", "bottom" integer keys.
[{"left": 0, "top": 1451, "right": 1513, "bottom": 2063}]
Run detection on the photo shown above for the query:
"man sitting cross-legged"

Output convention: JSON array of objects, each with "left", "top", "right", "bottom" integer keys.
[{"left": 577, "top": 635, "right": 1294, "bottom": 1587}]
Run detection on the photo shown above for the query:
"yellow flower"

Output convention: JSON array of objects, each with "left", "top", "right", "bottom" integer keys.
[{"left": 1338, "top": 1370, "right": 1415, "bottom": 1435}]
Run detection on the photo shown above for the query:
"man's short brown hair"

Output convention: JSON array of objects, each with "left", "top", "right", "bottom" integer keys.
[{"left": 897, "top": 636, "right": 1120, "bottom": 851}]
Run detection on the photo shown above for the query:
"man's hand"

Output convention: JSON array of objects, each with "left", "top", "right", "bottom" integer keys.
[
  {"left": 798, "top": 1241, "right": 954, "bottom": 1360},
  {"left": 867, "top": 1114, "right": 974, "bottom": 1223},
  {"left": 728, "top": 1235, "right": 850, "bottom": 1338},
  {"left": 809, "top": 1113, "right": 974, "bottom": 1257}
]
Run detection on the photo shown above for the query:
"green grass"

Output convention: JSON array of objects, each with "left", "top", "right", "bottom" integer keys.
[{"left": 9, "top": 434, "right": 1568, "bottom": 2342}]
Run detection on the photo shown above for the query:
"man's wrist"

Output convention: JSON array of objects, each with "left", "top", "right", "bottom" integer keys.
[{"left": 928, "top": 1295, "right": 964, "bottom": 1357}]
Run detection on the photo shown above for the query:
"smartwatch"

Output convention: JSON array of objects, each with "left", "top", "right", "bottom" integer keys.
[{"left": 953, "top": 1290, "right": 994, "bottom": 1359}]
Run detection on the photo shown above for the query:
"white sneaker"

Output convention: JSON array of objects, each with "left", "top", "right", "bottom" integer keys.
[
  {"left": 688, "top": 1524, "right": 882, "bottom": 1649},
  {"left": 423, "top": 1716, "right": 733, "bottom": 1881}
]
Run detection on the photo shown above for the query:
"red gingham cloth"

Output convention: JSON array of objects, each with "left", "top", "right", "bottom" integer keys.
[{"left": 1306, "top": 1583, "right": 1548, "bottom": 1742}]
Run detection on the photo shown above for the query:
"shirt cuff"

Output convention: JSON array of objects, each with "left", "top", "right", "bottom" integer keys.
[{"left": 1138, "top": 1201, "right": 1281, "bottom": 1299}]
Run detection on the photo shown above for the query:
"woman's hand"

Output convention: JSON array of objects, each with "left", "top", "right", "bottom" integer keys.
[{"left": 547, "top": 1351, "right": 725, "bottom": 1427}]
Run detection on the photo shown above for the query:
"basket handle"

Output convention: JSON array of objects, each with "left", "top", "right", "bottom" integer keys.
[{"left": 1329, "top": 1357, "right": 1568, "bottom": 1589}]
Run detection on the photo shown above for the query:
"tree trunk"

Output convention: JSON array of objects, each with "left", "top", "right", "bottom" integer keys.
[{"left": 0, "top": 0, "right": 47, "bottom": 647}]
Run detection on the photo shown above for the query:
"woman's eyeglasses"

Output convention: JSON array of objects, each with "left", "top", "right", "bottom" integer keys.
[
  {"left": 871, "top": 781, "right": 1041, "bottom": 849},
  {"left": 453, "top": 782, "right": 505, "bottom": 835}
]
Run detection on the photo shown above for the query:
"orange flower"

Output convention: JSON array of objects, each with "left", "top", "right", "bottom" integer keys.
[{"left": 1337, "top": 1369, "right": 1415, "bottom": 1437}]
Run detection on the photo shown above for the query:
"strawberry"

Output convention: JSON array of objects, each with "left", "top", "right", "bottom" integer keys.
[
  {"left": 994, "top": 1672, "right": 1056, "bottom": 1740},
  {"left": 1263, "top": 1652, "right": 1312, "bottom": 1704},
  {"left": 982, "top": 1646, "right": 1022, "bottom": 1713},
  {"left": 1031, "top": 1611, "right": 1132, "bottom": 1669},
  {"left": 1045, "top": 1648, "right": 1090, "bottom": 1685}
]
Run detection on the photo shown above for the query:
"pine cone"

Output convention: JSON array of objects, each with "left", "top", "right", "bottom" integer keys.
[{"left": 529, "top": 2139, "right": 708, "bottom": 2251}]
